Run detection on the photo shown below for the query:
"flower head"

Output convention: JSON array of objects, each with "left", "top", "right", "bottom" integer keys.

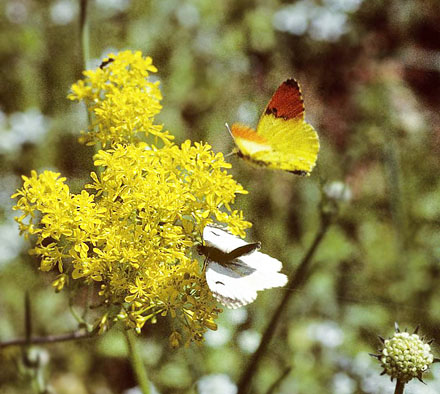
[
  {"left": 68, "top": 50, "right": 172, "bottom": 147},
  {"left": 372, "top": 324, "right": 436, "bottom": 384}
]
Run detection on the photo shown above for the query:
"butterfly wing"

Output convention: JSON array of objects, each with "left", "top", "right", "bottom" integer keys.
[
  {"left": 205, "top": 261, "right": 259, "bottom": 309},
  {"left": 202, "top": 226, "right": 288, "bottom": 309},
  {"left": 230, "top": 79, "right": 319, "bottom": 175},
  {"left": 202, "top": 225, "right": 248, "bottom": 254},
  {"left": 253, "top": 117, "right": 319, "bottom": 174},
  {"left": 205, "top": 252, "right": 288, "bottom": 309}
]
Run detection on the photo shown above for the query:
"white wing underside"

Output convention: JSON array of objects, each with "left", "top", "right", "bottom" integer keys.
[
  {"left": 203, "top": 226, "right": 288, "bottom": 309},
  {"left": 203, "top": 225, "right": 248, "bottom": 253}
]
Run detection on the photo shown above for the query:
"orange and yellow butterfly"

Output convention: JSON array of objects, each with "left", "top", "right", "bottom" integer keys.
[{"left": 228, "top": 79, "right": 319, "bottom": 175}]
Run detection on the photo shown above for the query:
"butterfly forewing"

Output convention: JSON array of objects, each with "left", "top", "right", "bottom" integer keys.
[
  {"left": 202, "top": 226, "right": 248, "bottom": 253},
  {"left": 262, "top": 78, "right": 304, "bottom": 121}
]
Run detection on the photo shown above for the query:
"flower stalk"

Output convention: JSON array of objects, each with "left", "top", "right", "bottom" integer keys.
[
  {"left": 79, "top": 0, "right": 90, "bottom": 71},
  {"left": 394, "top": 380, "right": 405, "bottom": 394},
  {"left": 124, "top": 329, "right": 151, "bottom": 394}
]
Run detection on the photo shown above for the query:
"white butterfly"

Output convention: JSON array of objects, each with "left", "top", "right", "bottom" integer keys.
[{"left": 198, "top": 225, "right": 288, "bottom": 309}]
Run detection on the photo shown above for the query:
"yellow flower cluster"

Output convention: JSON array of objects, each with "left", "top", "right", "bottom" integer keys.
[
  {"left": 12, "top": 51, "right": 251, "bottom": 346},
  {"left": 68, "top": 50, "right": 173, "bottom": 147}
]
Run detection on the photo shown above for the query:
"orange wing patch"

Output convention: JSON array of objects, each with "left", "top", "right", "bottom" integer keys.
[
  {"left": 230, "top": 124, "right": 268, "bottom": 144},
  {"left": 265, "top": 79, "right": 304, "bottom": 120}
]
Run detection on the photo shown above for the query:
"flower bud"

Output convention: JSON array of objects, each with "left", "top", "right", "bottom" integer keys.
[{"left": 373, "top": 325, "right": 434, "bottom": 384}]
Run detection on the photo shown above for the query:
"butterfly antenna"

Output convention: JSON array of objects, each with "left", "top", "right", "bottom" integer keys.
[
  {"left": 223, "top": 123, "right": 238, "bottom": 158},
  {"left": 223, "top": 150, "right": 235, "bottom": 158},
  {"left": 225, "top": 122, "right": 233, "bottom": 138}
]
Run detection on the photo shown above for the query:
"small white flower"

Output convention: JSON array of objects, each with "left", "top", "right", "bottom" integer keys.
[
  {"left": 237, "top": 330, "right": 261, "bottom": 354},
  {"left": 0, "top": 108, "right": 49, "bottom": 154},
  {"left": 123, "top": 383, "right": 160, "bottom": 394},
  {"left": 273, "top": 2, "right": 311, "bottom": 35},
  {"left": 332, "top": 372, "right": 356, "bottom": 394},
  {"left": 324, "top": 0, "right": 364, "bottom": 13},
  {"left": 225, "top": 308, "right": 248, "bottom": 325},
  {"left": 307, "top": 320, "right": 344, "bottom": 348},
  {"left": 204, "top": 326, "right": 232, "bottom": 348},
  {"left": 50, "top": 0, "right": 78, "bottom": 25},
  {"left": 324, "top": 181, "right": 352, "bottom": 202},
  {"left": 309, "top": 8, "right": 348, "bottom": 42},
  {"left": 176, "top": 4, "right": 200, "bottom": 28},
  {"left": 95, "top": 0, "right": 131, "bottom": 12},
  {"left": 236, "top": 101, "right": 259, "bottom": 125},
  {"left": 0, "top": 220, "right": 25, "bottom": 267},
  {"left": 197, "top": 374, "right": 237, "bottom": 394},
  {"left": 6, "top": 1, "right": 28, "bottom": 24}
]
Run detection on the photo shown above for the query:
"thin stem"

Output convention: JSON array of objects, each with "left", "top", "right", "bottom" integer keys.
[
  {"left": 82, "top": 283, "right": 92, "bottom": 320},
  {"left": 79, "top": 0, "right": 90, "bottom": 71},
  {"left": 25, "top": 291, "right": 32, "bottom": 347},
  {"left": 79, "top": 0, "right": 94, "bottom": 134},
  {"left": 266, "top": 366, "right": 292, "bottom": 394},
  {"left": 69, "top": 297, "right": 86, "bottom": 325},
  {"left": 237, "top": 213, "right": 332, "bottom": 394},
  {"left": 394, "top": 380, "right": 405, "bottom": 394},
  {"left": 124, "top": 329, "right": 151, "bottom": 394},
  {"left": 381, "top": 126, "right": 407, "bottom": 254},
  {"left": 0, "top": 331, "right": 93, "bottom": 349}
]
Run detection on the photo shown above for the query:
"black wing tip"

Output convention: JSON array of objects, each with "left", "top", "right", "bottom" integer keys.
[
  {"left": 284, "top": 78, "right": 300, "bottom": 88},
  {"left": 289, "top": 170, "right": 309, "bottom": 176}
]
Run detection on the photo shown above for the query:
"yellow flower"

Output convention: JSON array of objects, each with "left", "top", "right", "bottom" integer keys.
[
  {"left": 68, "top": 50, "right": 173, "bottom": 147},
  {"left": 12, "top": 51, "right": 252, "bottom": 345}
]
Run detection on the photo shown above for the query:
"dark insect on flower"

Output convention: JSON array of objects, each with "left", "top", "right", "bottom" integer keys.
[{"left": 99, "top": 57, "right": 115, "bottom": 69}]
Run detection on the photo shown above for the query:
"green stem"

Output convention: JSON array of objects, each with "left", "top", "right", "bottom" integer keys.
[
  {"left": 79, "top": 0, "right": 90, "bottom": 71},
  {"left": 266, "top": 366, "right": 292, "bottom": 394},
  {"left": 79, "top": 0, "right": 93, "bottom": 130},
  {"left": 124, "top": 329, "right": 151, "bottom": 394},
  {"left": 25, "top": 292, "right": 32, "bottom": 347},
  {"left": 237, "top": 213, "right": 332, "bottom": 394},
  {"left": 82, "top": 284, "right": 92, "bottom": 320},
  {"left": 381, "top": 125, "right": 406, "bottom": 254},
  {"left": 394, "top": 380, "right": 405, "bottom": 394},
  {"left": 23, "top": 293, "right": 48, "bottom": 394},
  {"left": 69, "top": 298, "right": 85, "bottom": 325}
]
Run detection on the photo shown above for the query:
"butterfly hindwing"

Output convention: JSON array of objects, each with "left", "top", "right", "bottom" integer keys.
[
  {"left": 253, "top": 116, "right": 319, "bottom": 174},
  {"left": 201, "top": 225, "right": 287, "bottom": 309},
  {"left": 230, "top": 79, "right": 319, "bottom": 175},
  {"left": 205, "top": 261, "right": 258, "bottom": 309}
]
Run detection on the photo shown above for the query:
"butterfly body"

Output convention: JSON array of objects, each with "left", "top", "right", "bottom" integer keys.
[
  {"left": 198, "top": 242, "right": 261, "bottom": 265},
  {"left": 229, "top": 79, "right": 319, "bottom": 175},
  {"left": 200, "top": 225, "right": 287, "bottom": 309}
]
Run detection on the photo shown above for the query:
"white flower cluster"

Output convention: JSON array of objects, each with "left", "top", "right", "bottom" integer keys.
[
  {"left": 381, "top": 332, "right": 434, "bottom": 383},
  {"left": 273, "top": 0, "right": 364, "bottom": 42},
  {"left": 0, "top": 108, "right": 49, "bottom": 154}
]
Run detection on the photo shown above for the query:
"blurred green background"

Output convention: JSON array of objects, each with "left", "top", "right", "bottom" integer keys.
[{"left": 1, "top": 0, "right": 440, "bottom": 393}]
